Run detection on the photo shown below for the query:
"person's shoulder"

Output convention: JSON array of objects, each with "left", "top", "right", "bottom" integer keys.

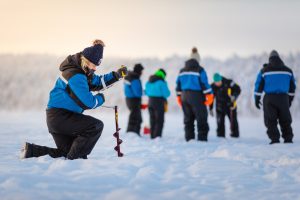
[
  {"left": 125, "top": 71, "right": 140, "bottom": 81},
  {"left": 283, "top": 65, "right": 293, "bottom": 74}
]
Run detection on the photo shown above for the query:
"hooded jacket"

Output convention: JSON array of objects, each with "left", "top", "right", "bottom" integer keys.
[
  {"left": 47, "top": 53, "right": 118, "bottom": 113},
  {"left": 254, "top": 56, "right": 296, "bottom": 99},
  {"left": 210, "top": 76, "right": 241, "bottom": 111},
  {"left": 145, "top": 75, "right": 170, "bottom": 99},
  {"left": 124, "top": 71, "right": 143, "bottom": 98},
  {"left": 176, "top": 59, "right": 212, "bottom": 96}
]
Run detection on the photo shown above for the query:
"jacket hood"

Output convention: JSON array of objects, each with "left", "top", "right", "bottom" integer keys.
[
  {"left": 269, "top": 56, "right": 284, "bottom": 68},
  {"left": 125, "top": 71, "right": 140, "bottom": 81},
  {"left": 184, "top": 58, "right": 201, "bottom": 71},
  {"left": 59, "top": 53, "right": 84, "bottom": 72},
  {"left": 148, "top": 75, "right": 164, "bottom": 83}
]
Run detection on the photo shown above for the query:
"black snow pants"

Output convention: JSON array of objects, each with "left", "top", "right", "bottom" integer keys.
[
  {"left": 263, "top": 94, "right": 293, "bottom": 142},
  {"left": 126, "top": 98, "right": 142, "bottom": 135},
  {"left": 181, "top": 91, "right": 209, "bottom": 141},
  {"left": 216, "top": 107, "right": 239, "bottom": 137},
  {"left": 148, "top": 97, "right": 165, "bottom": 139},
  {"left": 28, "top": 108, "right": 103, "bottom": 159}
]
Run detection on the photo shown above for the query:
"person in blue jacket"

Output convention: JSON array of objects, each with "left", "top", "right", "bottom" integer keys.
[
  {"left": 124, "top": 64, "right": 144, "bottom": 135},
  {"left": 20, "top": 39, "right": 128, "bottom": 159},
  {"left": 254, "top": 50, "right": 296, "bottom": 144},
  {"left": 145, "top": 69, "right": 170, "bottom": 139},
  {"left": 176, "top": 59, "right": 214, "bottom": 142}
]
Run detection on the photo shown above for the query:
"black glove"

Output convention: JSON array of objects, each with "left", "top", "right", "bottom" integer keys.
[
  {"left": 255, "top": 95, "right": 262, "bottom": 109},
  {"left": 289, "top": 96, "right": 294, "bottom": 108},
  {"left": 115, "top": 65, "right": 128, "bottom": 79},
  {"left": 96, "top": 93, "right": 105, "bottom": 103}
]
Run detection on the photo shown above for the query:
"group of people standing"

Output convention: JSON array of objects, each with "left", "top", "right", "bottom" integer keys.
[
  {"left": 124, "top": 48, "right": 296, "bottom": 146},
  {"left": 124, "top": 64, "right": 170, "bottom": 139},
  {"left": 20, "top": 39, "right": 296, "bottom": 160},
  {"left": 124, "top": 47, "right": 242, "bottom": 142}
]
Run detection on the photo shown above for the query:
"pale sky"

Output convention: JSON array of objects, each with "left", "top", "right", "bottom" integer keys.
[{"left": 0, "top": 0, "right": 299, "bottom": 59}]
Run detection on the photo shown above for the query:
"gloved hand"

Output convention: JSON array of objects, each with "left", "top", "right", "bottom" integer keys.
[
  {"left": 209, "top": 109, "right": 214, "bottom": 117},
  {"left": 96, "top": 93, "right": 105, "bottom": 103},
  {"left": 116, "top": 65, "right": 128, "bottom": 79},
  {"left": 255, "top": 95, "right": 262, "bottom": 109},
  {"left": 141, "top": 104, "right": 148, "bottom": 110},
  {"left": 176, "top": 96, "right": 182, "bottom": 107},
  {"left": 289, "top": 96, "right": 294, "bottom": 108},
  {"left": 230, "top": 95, "right": 236, "bottom": 102},
  {"left": 228, "top": 100, "right": 237, "bottom": 110},
  {"left": 164, "top": 101, "right": 168, "bottom": 112},
  {"left": 204, "top": 94, "right": 214, "bottom": 106}
]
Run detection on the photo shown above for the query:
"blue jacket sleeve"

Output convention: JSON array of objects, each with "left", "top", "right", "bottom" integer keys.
[
  {"left": 90, "top": 72, "right": 118, "bottom": 91},
  {"left": 161, "top": 81, "right": 171, "bottom": 99},
  {"left": 254, "top": 71, "right": 264, "bottom": 99},
  {"left": 175, "top": 76, "right": 182, "bottom": 96},
  {"left": 289, "top": 73, "right": 296, "bottom": 96},
  {"left": 199, "top": 69, "right": 212, "bottom": 94},
  {"left": 68, "top": 74, "right": 104, "bottom": 109},
  {"left": 131, "top": 79, "right": 143, "bottom": 97}
]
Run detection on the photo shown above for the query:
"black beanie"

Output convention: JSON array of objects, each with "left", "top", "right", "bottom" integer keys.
[
  {"left": 82, "top": 44, "right": 104, "bottom": 66},
  {"left": 133, "top": 63, "right": 144, "bottom": 75}
]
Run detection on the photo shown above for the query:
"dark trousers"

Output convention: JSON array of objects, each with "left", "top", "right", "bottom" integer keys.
[
  {"left": 216, "top": 107, "right": 239, "bottom": 137},
  {"left": 263, "top": 94, "right": 293, "bottom": 142},
  {"left": 29, "top": 108, "right": 103, "bottom": 159},
  {"left": 126, "top": 98, "right": 142, "bottom": 135},
  {"left": 148, "top": 97, "right": 165, "bottom": 139},
  {"left": 181, "top": 91, "right": 209, "bottom": 141}
]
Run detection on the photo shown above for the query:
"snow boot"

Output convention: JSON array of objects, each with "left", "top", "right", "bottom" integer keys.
[
  {"left": 20, "top": 142, "right": 33, "bottom": 159},
  {"left": 284, "top": 140, "right": 293, "bottom": 144},
  {"left": 269, "top": 140, "right": 280, "bottom": 145}
]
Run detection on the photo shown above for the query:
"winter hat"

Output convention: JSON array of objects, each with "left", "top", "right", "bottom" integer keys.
[
  {"left": 192, "top": 47, "right": 198, "bottom": 54},
  {"left": 213, "top": 73, "right": 222, "bottom": 82},
  {"left": 155, "top": 68, "right": 167, "bottom": 79},
  {"left": 269, "top": 50, "right": 279, "bottom": 59},
  {"left": 133, "top": 63, "right": 144, "bottom": 75},
  {"left": 82, "top": 40, "right": 104, "bottom": 66}
]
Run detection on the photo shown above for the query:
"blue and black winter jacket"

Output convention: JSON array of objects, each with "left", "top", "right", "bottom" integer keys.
[
  {"left": 124, "top": 71, "right": 143, "bottom": 98},
  {"left": 176, "top": 59, "right": 212, "bottom": 96},
  {"left": 47, "top": 53, "right": 119, "bottom": 113},
  {"left": 145, "top": 75, "right": 170, "bottom": 99},
  {"left": 254, "top": 56, "right": 296, "bottom": 99}
]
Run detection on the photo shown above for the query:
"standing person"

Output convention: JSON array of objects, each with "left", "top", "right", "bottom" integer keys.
[
  {"left": 145, "top": 69, "right": 170, "bottom": 139},
  {"left": 190, "top": 47, "right": 201, "bottom": 63},
  {"left": 20, "top": 39, "right": 128, "bottom": 159},
  {"left": 254, "top": 50, "right": 296, "bottom": 144},
  {"left": 209, "top": 73, "right": 241, "bottom": 138},
  {"left": 176, "top": 59, "right": 214, "bottom": 142},
  {"left": 124, "top": 64, "right": 144, "bottom": 136}
]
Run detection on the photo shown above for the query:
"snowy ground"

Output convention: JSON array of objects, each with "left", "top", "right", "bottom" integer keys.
[{"left": 0, "top": 110, "right": 300, "bottom": 200}]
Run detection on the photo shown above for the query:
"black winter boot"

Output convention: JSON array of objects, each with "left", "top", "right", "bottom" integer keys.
[
  {"left": 20, "top": 142, "right": 33, "bottom": 159},
  {"left": 269, "top": 140, "right": 280, "bottom": 145}
]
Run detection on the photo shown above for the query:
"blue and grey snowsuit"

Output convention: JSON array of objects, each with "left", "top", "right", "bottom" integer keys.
[
  {"left": 27, "top": 53, "right": 120, "bottom": 159},
  {"left": 124, "top": 70, "right": 143, "bottom": 135},
  {"left": 176, "top": 59, "right": 212, "bottom": 141},
  {"left": 254, "top": 54, "right": 296, "bottom": 143}
]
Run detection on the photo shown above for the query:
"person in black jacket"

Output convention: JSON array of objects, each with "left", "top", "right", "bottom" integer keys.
[
  {"left": 254, "top": 50, "right": 296, "bottom": 144},
  {"left": 123, "top": 64, "right": 144, "bottom": 135},
  {"left": 210, "top": 73, "right": 241, "bottom": 138}
]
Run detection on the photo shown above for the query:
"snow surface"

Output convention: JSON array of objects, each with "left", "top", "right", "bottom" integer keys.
[{"left": 0, "top": 111, "right": 300, "bottom": 200}]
